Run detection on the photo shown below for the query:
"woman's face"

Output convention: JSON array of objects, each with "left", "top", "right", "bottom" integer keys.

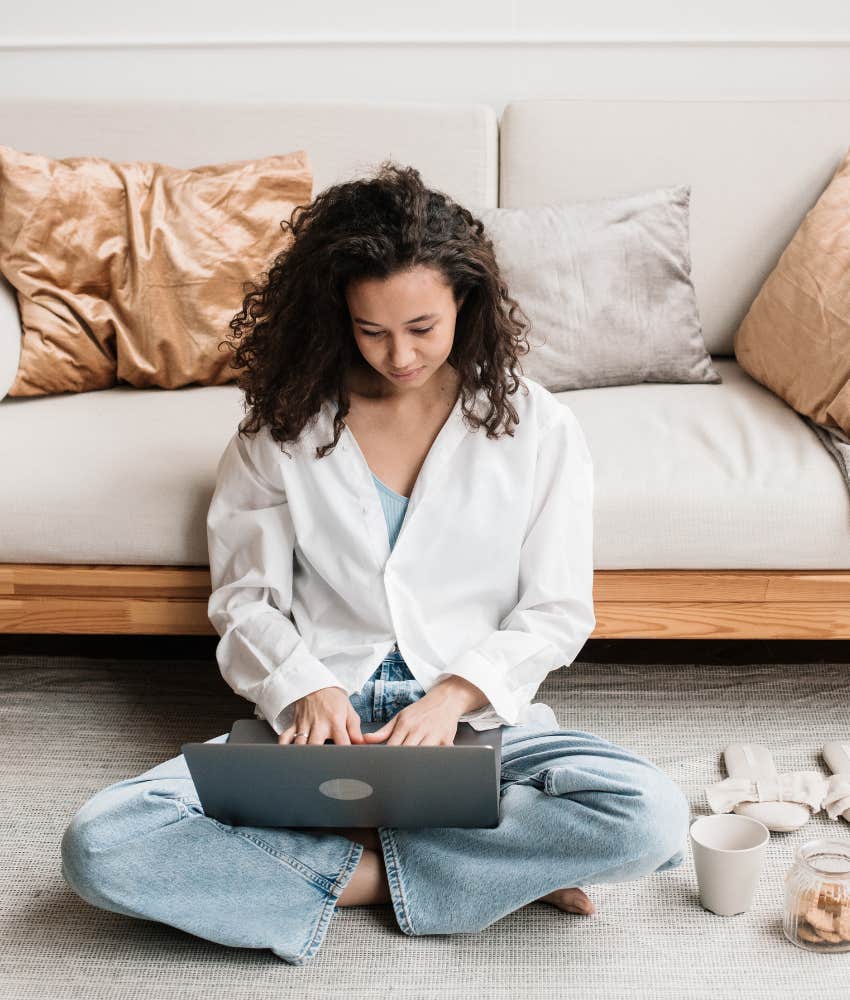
[{"left": 345, "top": 265, "right": 465, "bottom": 397}]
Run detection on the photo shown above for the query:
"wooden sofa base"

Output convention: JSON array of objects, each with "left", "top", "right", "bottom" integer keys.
[{"left": 1, "top": 565, "right": 849, "bottom": 638}]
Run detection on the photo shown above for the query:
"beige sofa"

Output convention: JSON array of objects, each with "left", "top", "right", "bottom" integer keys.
[{"left": 1, "top": 97, "right": 849, "bottom": 639}]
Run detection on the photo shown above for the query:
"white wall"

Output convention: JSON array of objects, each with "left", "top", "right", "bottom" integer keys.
[{"left": 2, "top": 1, "right": 850, "bottom": 111}]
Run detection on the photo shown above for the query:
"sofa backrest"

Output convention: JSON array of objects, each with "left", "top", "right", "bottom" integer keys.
[
  {"left": 4, "top": 97, "right": 850, "bottom": 373},
  {"left": 499, "top": 98, "right": 850, "bottom": 356},
  {"left": 0, "top": 99, "right": 499, "bottom": 206}
]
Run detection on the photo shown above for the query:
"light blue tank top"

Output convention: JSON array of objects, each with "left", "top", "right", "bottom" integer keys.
[{"left": 371, "top": 472, "right": 408, "bottom": 550}]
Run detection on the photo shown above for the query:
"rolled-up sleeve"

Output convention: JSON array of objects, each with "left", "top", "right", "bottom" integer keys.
[
  {"left": 206, "top": 429, "right": 345, "bottom": 735},
  {"left": 435, "top": 405, "right": 596, "bottom": 726}
]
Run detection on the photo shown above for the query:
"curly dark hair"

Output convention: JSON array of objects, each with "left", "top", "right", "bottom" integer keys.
[{"left": 221, "top": 160, "right": 532, "bottom": 459}]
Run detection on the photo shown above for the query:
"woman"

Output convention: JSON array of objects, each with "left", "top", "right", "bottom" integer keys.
[{"left": 60, "top": 162, "right": 690, "bottom": 966}]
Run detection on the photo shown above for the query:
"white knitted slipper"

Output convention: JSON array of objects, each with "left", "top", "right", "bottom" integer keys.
[
  {"left": 704, "top": 743, "right": 828, "bottom": 833},
  {"left": 822, "top": 741, "right": 850, "bottom": 823}
]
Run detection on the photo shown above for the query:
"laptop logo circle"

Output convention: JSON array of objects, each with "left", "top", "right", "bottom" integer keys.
[{"left": 318, "top": 778, "right": 375, "bottom": 800}]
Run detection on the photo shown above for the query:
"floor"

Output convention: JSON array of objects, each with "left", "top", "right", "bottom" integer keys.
[{"left": 1, "top": 636, "right": 849, "bottom": 999}]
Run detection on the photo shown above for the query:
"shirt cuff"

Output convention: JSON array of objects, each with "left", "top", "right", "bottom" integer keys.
[
  {"left": 255, "top": 649, "right": 346, "bottom": 736},
  {"left": 436, "top": 648, "right": 521, "bottom": 727}
]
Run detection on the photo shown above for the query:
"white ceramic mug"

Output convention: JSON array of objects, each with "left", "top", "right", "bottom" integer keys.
[{"left": 690, "top": 814, "right": 770, "bottom": 916}]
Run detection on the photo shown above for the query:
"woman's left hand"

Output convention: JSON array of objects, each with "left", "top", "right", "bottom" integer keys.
[{"left": 361, "top": 686, "right": 464, "bottom": 746}]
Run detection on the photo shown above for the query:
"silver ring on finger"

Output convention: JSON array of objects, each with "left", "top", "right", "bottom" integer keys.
[{"left": 294, "top": 731, "right": 309, "bottom": 738}]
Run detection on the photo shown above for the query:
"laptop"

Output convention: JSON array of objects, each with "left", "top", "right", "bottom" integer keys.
[{"left": 181, "top": 718, "right": 503, "bottom": 829}]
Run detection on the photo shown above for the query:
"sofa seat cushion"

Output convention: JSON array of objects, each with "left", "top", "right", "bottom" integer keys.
[
  {"left": 562, "top": 358, "right": 850, "bottom": 568},
  {"left": 0, "top": 384, "right": 245, "bottom": 566},
  {"left": 0, "top": 358, "right": 847, "bottom": 568}
]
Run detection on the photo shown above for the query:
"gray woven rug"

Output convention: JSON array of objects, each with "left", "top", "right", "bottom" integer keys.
[{"left": 2, "top": 653, "right": 849, "bottom": 999}]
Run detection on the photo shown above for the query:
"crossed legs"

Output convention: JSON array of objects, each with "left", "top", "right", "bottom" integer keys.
[{"left": 61, "top": 726, "right": 687, "bottom": 956}]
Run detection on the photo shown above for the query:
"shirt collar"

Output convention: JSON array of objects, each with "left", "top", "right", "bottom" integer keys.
[{"left": 319, "top": 384, "right": 481, "bottom": 501}]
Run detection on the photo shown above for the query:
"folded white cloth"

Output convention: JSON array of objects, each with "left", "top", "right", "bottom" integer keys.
[
  {"left": 705, "top": 770, "right": 829, "bottom": 815},
  {"left": 822, "top": 772, "right": 850, "bottom": 821}
]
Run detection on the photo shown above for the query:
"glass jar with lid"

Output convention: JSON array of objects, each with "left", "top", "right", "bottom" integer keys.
[{"left": 783, "top": 837, "right": 850, "bottom": 952}]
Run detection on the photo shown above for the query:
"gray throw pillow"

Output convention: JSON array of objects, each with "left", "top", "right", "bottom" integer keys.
[{"left": 477, "top": 186, "right": 721, "bottom": 390}]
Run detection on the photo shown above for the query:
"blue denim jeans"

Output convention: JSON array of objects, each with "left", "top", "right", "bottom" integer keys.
[{"left": 61, "top": 648, "right": 689, "bottom": 966}]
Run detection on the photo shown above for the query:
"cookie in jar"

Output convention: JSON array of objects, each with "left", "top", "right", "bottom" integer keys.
[{"left": 783, "top": 838, "right": 850, "bottom": 952}]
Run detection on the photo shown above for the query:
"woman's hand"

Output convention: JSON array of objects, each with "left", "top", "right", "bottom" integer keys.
[
  {"left": 361, "top": 685, "right": 465, "bottom": 746},
  {"left": 278, "top": 686, "right": 366, "bottom": 746}
]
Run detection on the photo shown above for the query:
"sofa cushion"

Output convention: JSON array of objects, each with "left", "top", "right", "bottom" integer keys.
[
  {"left": 0, "top": 99, "right": 498, "bottom": 224},
  {"left": 734, "top": 143, "right": 850, "bottom": 438},
  {"left": 0, "top": 360, "right": 846, "bottom": 568},
  {"left": 562, "top": 358, "right": 850, "bottom": 567},
  {"left": 476, "top": 188, "right": 720, "bottom": 391},
  {"left": 0, "top": 383, "right": 246, "bottom": 565},
  {"left": 0, "top": 144, "right": 313, "bottom": 396}
]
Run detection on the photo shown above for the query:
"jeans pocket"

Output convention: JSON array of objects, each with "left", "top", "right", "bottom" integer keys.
[
  {"left": 500, "top": 767, "right": 546, "bottom": 793},
  {"left": 501, "top": 763, "right": 647, "bottom": 800},
  {"left": 539, "top": 763, "right": 649, "bottom": 800}
]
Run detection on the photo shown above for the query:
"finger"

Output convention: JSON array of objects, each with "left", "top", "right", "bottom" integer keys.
[
  {"left": 364, "top": 719, "right": 394, "bottom": 742},
  {"left": 294, "top": 727, "right": 310, "bottom": 744},
  {"left": 332, "top": 723, "right": 351, "bottom": 746},
  {"left": 347, "top": 714, "right": 365, "bottom": 744},
  {"left": 386, "top": 727, "right": 408, "bottom": 746},
  {"left": 363, "top": 722, "right": 389, "bottom": 739},
  {"left": 278, "top": 728, "right": 294, "bottom": 745},
  {"left": 308, "top": 725, "right": 330, "bottom": 746}
]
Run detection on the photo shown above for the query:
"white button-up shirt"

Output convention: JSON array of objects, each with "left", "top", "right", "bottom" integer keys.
[{"left": 206, "top": 374, "right": 596, "bottom": 734}]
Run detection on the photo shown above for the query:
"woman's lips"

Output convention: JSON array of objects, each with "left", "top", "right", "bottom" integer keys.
[{"left": 391, "top": 366, "right": 424, "bottom": 380}]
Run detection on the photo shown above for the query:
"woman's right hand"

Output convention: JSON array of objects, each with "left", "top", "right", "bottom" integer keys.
[{"left": 277, "top": 686, "right": 366, "bottom": 746}]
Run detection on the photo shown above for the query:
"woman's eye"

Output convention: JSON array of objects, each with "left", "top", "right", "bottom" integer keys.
[{"left": 360, "top": 326, "right": 433, "bottom": 337}]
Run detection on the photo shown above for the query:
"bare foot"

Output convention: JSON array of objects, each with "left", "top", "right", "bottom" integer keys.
[{"left": 539, "top": 886, "right": 596, "bottom": 915}]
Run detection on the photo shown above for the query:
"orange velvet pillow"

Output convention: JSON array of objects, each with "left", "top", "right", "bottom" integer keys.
[
  {"left": 734, "top": 144, "right": 850, "bottom": 437},
  {"left": 0, "top": 145, "right": 313, "bottom": 395}
]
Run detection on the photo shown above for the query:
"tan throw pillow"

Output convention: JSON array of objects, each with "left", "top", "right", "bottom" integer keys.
[
  {"left": 734, "top": 145, "right": 850, "bottom": 436},
  {"left": 0, "top": 145, "right": 313, "bottom": 395}
]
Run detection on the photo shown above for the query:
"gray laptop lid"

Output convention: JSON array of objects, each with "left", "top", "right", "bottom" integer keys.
[{"left": 182, "top": 719, "right": 503, "bottom": 829}]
